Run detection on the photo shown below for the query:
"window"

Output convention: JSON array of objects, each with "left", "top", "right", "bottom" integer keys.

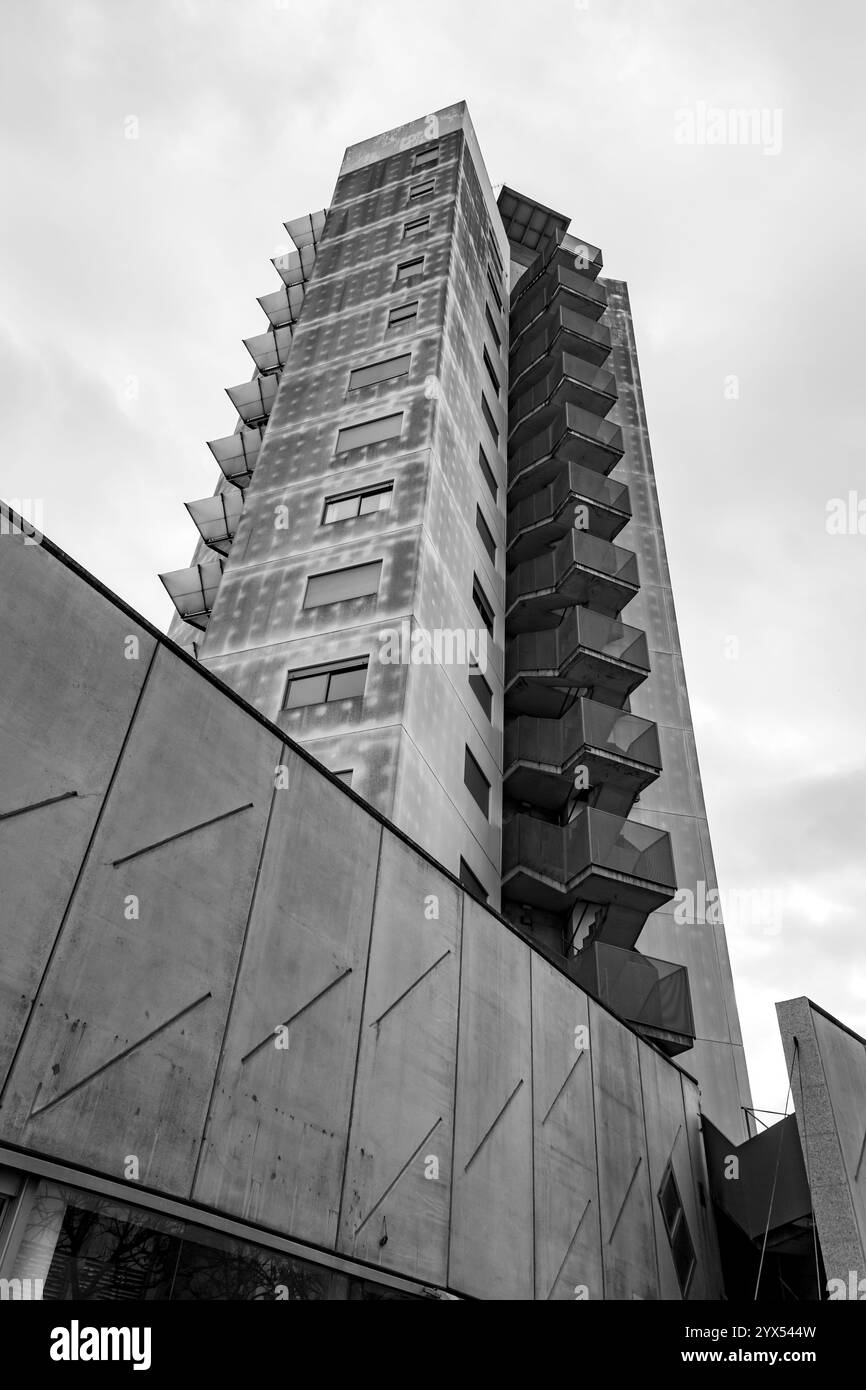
[
  {"left": 323, "top": 483, "right": 393, "bottom": 524},
  {"left": 396, "top": 256, "right": 425, "bottom": 283},
  {"left": 404, "top": 216, "right": 430, "bottom": 239},
  {"left": 414, "top": 145, "right": 439, "bottom": 168},
  {"left": 459, "top": 857, "right": 488, "bottom": 903},
  {"left": 303, "top": 560, "right": 382, "bottom": 609},
  {"left": 469, "top": 666, "right": 493, "bottom": 720},
  {"left": 336, "top": 413, "right": 403, "bottom": 453},
  {"left": 408, "top": 180, "right": 435, "bottom": 203},
  {"left": 488, "top": 231, "right": 504, "bottom": 278},
  {"left": 657, "top": 1165, "right": 697, "bottom": 1296},
  {"left": 283, "top": 657, "right": 368, "bottom": 709},
  {"left": 486, "top": 267, "right": 503, "bottom": 312},
  {"left": 387, "top": 300, "right": 418, "bottom": 331},
  {"left": 334, "top": 769, "right": 354, "bottom": 787},
  {"left": 348, "top": 354, "right": 411, "bottom": 391},
  {"left": 485, "top": 304, "right": 501, "bottom": 352},
  {"left": 472, "top": 574, "right": 495, "bottom": 636},
  {"left": 478, "top": 445, "right": 498, "bottom": 502},
  {"left": 476, "top": 506, "right": 496, "bottom": 564},
  {"left": 481, "top": 394, "right": 499, "bottom": 444},
  {"left": 483, "top": 346, "right": 501, "bottom": 397},
  {"left": 464, "top": 746, "right": 490, "bottom": 817}
]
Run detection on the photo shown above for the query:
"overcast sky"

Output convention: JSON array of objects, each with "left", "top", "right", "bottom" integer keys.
[{"left": 2, "top": 0, "right": 864, "bottom": 1122}]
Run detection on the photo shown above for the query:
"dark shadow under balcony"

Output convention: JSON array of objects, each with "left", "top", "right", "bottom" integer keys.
[
  {"left": 510, "top": 263, "right": 608, "bottom": 340},
  {"left": 509, "top": 352, "right": 617, "bottom": 447},
  {"left": 503, "top": 700, "right": 661, "bottom": 810},
  {"left": 506, "top": 530, "right": 639, "bottom": 629},
  {"left": 505, "top": 607, "right": 649, "bottom": 716},
  {"left": 510, "top": 307, "right": 612, "bottom": 394},
  {"left": 502, "top": 808, "right": 676, "bottom": 925},
  {"left": 508, "top": 462, "right": 631, "bottom": 562},
  {"left": 567, "top": 941, "right": 695, "bottom": 1056},
  {"left": 509, "top": 402, "right": 624, "bottom": 494}
]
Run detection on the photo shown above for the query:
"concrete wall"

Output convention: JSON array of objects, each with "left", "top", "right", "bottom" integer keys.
[
  {"left": 778, "top": 997, "right": 866, "bottom": 1290},
  {"left": 0, "top": 521, "right": 722, "bottom": 1299}
]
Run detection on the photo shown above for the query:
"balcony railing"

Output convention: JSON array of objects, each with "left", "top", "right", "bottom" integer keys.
[
  {"left": 510, "top": 263, "right": 609, "bottom": 340},
  {"left": 510, "top": 232, "right": 604, "bottom": 313},
  {"left": 506, "top": 606, "right": 649, "bottom": 716},
  {"left": 503, "top": 700, "right": 661, "bottom": 808},
  {"left": 509, "top": 352, "right": 617, "bottom": 444},
  {"left": 506, "top": 530, "right": 639, "bottom": 629},
  {"left": 502, "top": 808, "right": 676, "bottom": 927},
  {"left": 509, "top": 402, "right": 624, "bottom": 491},
  {"left": 568, "top": 941, "right": 695, "bottom": 1055},
  {"left": 510, "top": 307, "right": 612, "bottom": 391},
  {"left": 507, "top": 461, "right": 631, "bottom": 558}
]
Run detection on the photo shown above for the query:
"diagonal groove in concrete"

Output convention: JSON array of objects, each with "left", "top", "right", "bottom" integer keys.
[
  {"left": 111, "top": 802, "right": 255, "bottom": 868},
  {"left": 464, "top": 1078, "right": 525, "bottom": 1174},
  {"left": 542, "top": 1049, "right": 586, "bottom": 1125},
  {"left": 354, "top": 1116, "right": 443, "bottom": 1236},
  {"left": 546, "top": 1198, "right": 592, "bottom": 1299},
  {"left": 0, "top": 789, "right": 78, "bottom": 822},
  {"left": 369, "top": 950, "right": 451, "bottom": 1029},
  {"left": 240, "top": 966, "right": 353, "bottom": 1065},
  {"left": 607, "top": 1155, "right": 643, "bottom": 1245},
  {"left": 29, "top": 990, "right": 213, "bottom": 1119}
]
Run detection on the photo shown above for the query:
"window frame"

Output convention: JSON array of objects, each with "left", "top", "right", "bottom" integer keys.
[
  {"left": 475, "top": 505, "right": 497, "bottom": 564},
  {"left": 395, "top": 256, "right": 425, "bottom": 284},
  {"left": 463, "top": 745, "right": 491, "bottom": 818},
  {"left": 387, "top": 300, "right": 419, "bottom": 331},
  {"left": 403, "top": 215, "right": 430, "bottom": 239},
  {"left": 282, "top": 657, "right": 369, "bottom": 711},
  {"left": 481, "top": 393, "right": 499, "bottom": 444},
  {"left": 347, "top": 354, "right": 411, "bottom": 392},
  {"left": 322, "top": 482, "right": 394, "bottom": 526},
  {"left": 477, "top": 444, "right": 498, "bottom": 502},
  {"left": 302, "top": 560, "right": 383, "bottom": 610},
  {"left": 335, "top": 412, "right": 404, "bottom": 455},
  {"left": 472, "top": 574, "right": 495, "bottom": 637}
]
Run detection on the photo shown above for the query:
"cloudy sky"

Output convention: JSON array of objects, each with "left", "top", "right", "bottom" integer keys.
[{"left": 2, "top": 0, "right": 864, "bottom": 1120}]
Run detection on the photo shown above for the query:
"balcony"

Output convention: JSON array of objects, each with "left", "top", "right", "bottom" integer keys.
[
  {"left": 226, "top": 374, "right": 278, "bottom": 428},
  {"left": 207, "top": 426, "right": 265, "bottom": 492},
  {"left": 244, "top": 324, "right": 295, "bottom": 376},
  {"left": 510, "top": 232, "right": 604, "bottom": 312},
  {"left": 567, "top": 942, "right": 695, "bottom": 1056},
  {"left": 502, "top": 809, "right": 676, "bottom": 933},
  {"left": 508, "top": 463, "right": 631, "bottom": 561},
  {"left": 506, "top": 530, "right": 639, "bottom": 629},
  {"left": 503, "top": 700, "right": 661, "bottom": 810},
  {"left": 509, "top": 352, "right": 617, "bottom": 445},
  {"left": 510, "top": 263, "right": 609, "bottom": 341},
  {"left": 510, "top": 308, "right": 612, "bottom": 395},
  {"left": 509, "top": 403, "right": 625, "bottom": 494},
  {"left": 505, "top": 608, "right": 649, "bottom": 716},
  {"left": 159, "top": 560, "right": 224, "bottom": 632},
  {"left": 185, "top": 492, "right": 244, "bottom": 557}
]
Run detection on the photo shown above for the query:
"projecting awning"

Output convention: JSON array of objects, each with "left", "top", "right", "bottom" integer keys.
[
  {"left": 226, "top": 374, "right": 278, "bottom": 426},
  {"left": 284, "top": 208, "right": 328, "bottom": 250},
  {"left": 207, "top": 425, "right": 264, "bottom": 491},
  {"left": 243, "top": 324, "right": 295, "bottom": 375},
  {"left": 184, "top": 492, "right": 244, "bottom": 556},
  {"left": 497, "top": 186, "right": 570, "bottom": 255},
  {"left": 271, "top": 242, "right": 318, "bottom": 288},
  {"left": 257, "top": 283, "right": 306, "bottom": 329},
  {"left": 159, "top": 560, "right": 224, "bottom": 631}
]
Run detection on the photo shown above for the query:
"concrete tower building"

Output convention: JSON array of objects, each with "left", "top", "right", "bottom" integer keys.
[{"left": 162, "top": 101, "right": 750, "bottom": 1142}]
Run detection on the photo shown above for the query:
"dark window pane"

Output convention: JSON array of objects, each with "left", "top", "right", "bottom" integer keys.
[
  {"left": 328, "top": 664, "right": 368, "bottom": 700},
  {"left": 478, "top": 445, "right": 498, "bottom": 500},
  {"left": 476, "top": 507, "right": 496, "bottom": 563},
  {"left": 464, "top": 746, "right": 490, "bottom": 817},
  {"left": 459, "top": 857, "right": 488, "bottom": 903},
  {"left": 285, "top": 673, "right": 329, "bottom": 708},
  {"left": 469, "top": 669, "right": 493, "bottom": 720}
]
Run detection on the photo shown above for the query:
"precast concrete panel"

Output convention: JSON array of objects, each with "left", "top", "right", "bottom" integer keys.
[
  {"left": 679, "top": 1070, "right": 725, "bottom": 1299},
  {"left": 0, "top": 536, "right": 156, "bottom": 1082},
  {"left": 637, "top": 1043, "right": 698, "bottom": 1300},
  {"left": 449, "top": 895, "right": 533, "bottom": 1298},
  {"left": 192, "top": 753, "right": 380, "bottom": 1246},
  {"left": 531, "top": 954, "right": 603, "bottom": 1300},
  {"left": 0, "top": 644, "right": 279, "bottom": 1194},
  {"left": 338, "top": 832, "right": 461, "bottom": 1282}
]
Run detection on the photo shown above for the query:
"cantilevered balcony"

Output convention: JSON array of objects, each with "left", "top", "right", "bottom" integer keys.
[
  {"left": 568, "top": 942, "right": 695, "bottom": 1056},
  {"left": 509, "top": 353, "right": 617, "bottom": 446},
  {"left": 185, "top": 492, "right": 244, "bottom": 557},
  {"left": 508, "top": 463, "right": 631, "bottom": 561},
  {"left": 244, "top": 324, "right": 295, "bottom": 376},
  {"left": 510, "top": 263, "right": 608, "bottom": 341},
  {"left": 509, "top": 402, "right": 625, "bottom": 496},
  {"left": 503, "top": 701, "right": 661, "bottom": 810},
  {"left": 510, "top": 308, "right": 612, "bottom": 395},
  {"left": 506, "top": 608, "right": 649, "bottom": 716},
  {"left": 502, "top": 808, "right": 676, "bottom": 928},
  {"left": 511, "top": 231, "right": 605, "bottom": 311},
  {"left": 226, "top": 374, "right": 278, "bottom": 428},
  {"left": 207, "top": 425, "right": 265, "bottom": 492},
  {"left": 159, "top": 560, "right": 224, "bottom": 632},
  {"left": 506, "top": 530, "right": 639, "bottom": 629}
]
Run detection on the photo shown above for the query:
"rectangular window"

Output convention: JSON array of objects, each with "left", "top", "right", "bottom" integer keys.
[
  {"left": 469, "top": 666, "right": 493, "bottom": 720},
  {"left": 486, "top": 267, "right": 503, "bottom": 312},
  {"left": 283, "top": 658, "right": 368, "bottom": 709},
  {"left": 323, "top": 483, "right": 393, "bottom": 524},
  {"left": 472, "top": 574, "right": 495, "bottom": 637},
  {"left": 303, "top": 560, "right": 382, "bottom": 609},
  {"left": 657, "top": 1166, "right": 696, "bottom": 1296},
  {"left": 478, "top": 445, "right": 498, "bottom": 502},
  {"left": 464, "top": 746, "right": 490, "bottom": 818},
  {"left": 481, "top": 394, "right": 499, "bottom": 444},
  {"left": 396, "top": 257, "right": 425, "bottom": 283},
  {"left": 414, "top": 145, "right": 439, "bottom": 168},
  {"left": 336, "top": 413, "right": 403, "bottom": 453},
  {"left": 459, "top": 856, "right": 488, "bottom": 903},
  {"left": 483, "top": 346, "right": 501, "bottom": 397},
  {"left": 408, "top": 180, "right": 435, "bottom": 203},
  {"left": 485, "top": 304, "right": 501, "bottom": 352},
  {"left": 476, "top": 506, "right": 496, "bottom": 564},
  {"left": 488, "top": 231, "right": 504, "bottom": 277},
  {"left": 403, "top": 216, "right": 430, "bottom": 239},
  {"left": 348, "top": 354, "right": 411, "bottom": 391},
  {"left": 387, "top": 300, "right": 418, "bottom": 331}
]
